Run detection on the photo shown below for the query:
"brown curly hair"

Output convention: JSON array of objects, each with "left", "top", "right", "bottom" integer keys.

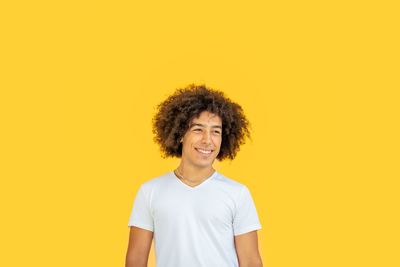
[{"left": 152, "top": 84, "right": 251, "bottom": 161}]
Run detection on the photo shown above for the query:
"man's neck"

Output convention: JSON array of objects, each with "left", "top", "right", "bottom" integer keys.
[{"left": 176, "top": 162, "right": 215, "bottom": 183}]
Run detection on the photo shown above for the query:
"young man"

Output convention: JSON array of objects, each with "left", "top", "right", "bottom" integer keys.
[{"left": 125, "top": 84, "right": 263, "bottom": 267}]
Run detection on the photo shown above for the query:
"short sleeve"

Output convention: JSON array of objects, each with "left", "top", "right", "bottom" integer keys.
[
  {"left": 128, "top": 185, "right": 154, "bottom": 232},
  {"left": 233, "top": 185, "right": 262, "bottom": 236}
]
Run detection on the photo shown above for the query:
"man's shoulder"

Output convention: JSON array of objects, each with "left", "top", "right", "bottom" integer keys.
[
  {"left": 139, "top": 171, "right": 173, "bottom": 190},
  {"left": 213, "top": 171, "right": 247, "bottom": 192}
]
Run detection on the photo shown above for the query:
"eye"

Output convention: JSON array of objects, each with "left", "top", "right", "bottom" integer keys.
[
  {"left": 193, "top": 128, "right": 202, "bottom": 132},
  {"left": 213, "top": 130, "right": 221, "bottom": 135}
]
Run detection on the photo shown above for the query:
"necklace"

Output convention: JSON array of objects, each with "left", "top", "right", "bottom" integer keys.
[
  {"left": 174, "top": 168, "right": 192, "bottom": 182},
  {"left": 174, "top": 168, "right": 215, "bottom": 184}
]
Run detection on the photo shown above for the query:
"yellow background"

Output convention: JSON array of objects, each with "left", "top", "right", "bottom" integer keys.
[{"left": 1, "top": 0, "right": 399, "bottom": 266}]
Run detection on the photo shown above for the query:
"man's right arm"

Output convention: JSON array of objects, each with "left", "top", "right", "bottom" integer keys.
[{"left": 125, "top": 226, "right": 154, "bottom": 267}]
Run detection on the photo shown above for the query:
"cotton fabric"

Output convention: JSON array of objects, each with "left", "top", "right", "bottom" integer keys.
[{"left": 128, "top": 170, "right": 262, "bottom": 267}]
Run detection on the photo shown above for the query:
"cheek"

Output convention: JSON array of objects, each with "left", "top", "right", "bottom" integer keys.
[
  {"left": 190, "top": 135, "right": 203, "bottom": 144},
  {"left": 213, "top": 136, "right": 222, "bottom": 147}
]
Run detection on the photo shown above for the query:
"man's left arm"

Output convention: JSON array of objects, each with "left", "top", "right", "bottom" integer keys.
[{"left": 234, "top": 230, "right": 263, "bottom": 267}]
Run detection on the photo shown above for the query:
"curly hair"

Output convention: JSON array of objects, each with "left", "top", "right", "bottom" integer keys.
[{"left": 152, "top": 84, "right": 251, "bottom": 161}]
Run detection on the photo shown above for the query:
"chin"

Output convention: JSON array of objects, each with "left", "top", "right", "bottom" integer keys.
[
  {"left": 191, "top": 159, "right": 214, "bottom": 168},
  {"left": 199, "top": 159, "right": 217, "bottom": 167}
]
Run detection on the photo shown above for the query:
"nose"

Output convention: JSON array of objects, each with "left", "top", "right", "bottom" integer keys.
[{"left": 201, "top": 130, "right": 212, "bottom": 144}]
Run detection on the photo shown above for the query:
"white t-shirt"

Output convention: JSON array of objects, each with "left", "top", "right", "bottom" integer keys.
[{"left": 128, "top": 170, "right": 262, "bottom": 267}]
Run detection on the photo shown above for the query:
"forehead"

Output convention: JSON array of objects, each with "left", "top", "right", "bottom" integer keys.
[{"left": 190, "top": 111, "right": 222, "bottom": 125}]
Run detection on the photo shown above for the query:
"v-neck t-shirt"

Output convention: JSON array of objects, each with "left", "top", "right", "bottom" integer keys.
[{"left": 128, "top": 170, "right": 262, "bottom": 267}]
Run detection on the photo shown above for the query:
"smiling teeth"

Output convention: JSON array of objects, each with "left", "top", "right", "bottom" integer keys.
[{"left": 197, "top": 148, "right": 212, "bottom": 154}]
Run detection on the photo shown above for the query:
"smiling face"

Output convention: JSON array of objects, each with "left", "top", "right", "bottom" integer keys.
[{"left": 180, "top": 111, "right": 223, "bottom": 170}]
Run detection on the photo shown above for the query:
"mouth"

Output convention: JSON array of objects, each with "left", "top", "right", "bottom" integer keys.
[{"left": 195, "top": 148, "right": 214, "bottom": 155}]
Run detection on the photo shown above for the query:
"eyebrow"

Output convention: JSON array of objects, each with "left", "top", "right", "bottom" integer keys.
[{"left": 190, "top": 123, "right": 222, "bottom": 129}]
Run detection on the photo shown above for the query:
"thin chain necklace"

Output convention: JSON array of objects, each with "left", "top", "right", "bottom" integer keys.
[{"left": 174, "top": 167, "right": 215, "bottom": 184}]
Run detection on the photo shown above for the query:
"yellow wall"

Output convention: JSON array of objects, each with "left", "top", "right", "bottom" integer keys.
[{"left": 1, "top": 1, "right": 399, "bottom": 266}]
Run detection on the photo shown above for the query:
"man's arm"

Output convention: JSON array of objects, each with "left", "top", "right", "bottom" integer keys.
[
  {"left": 234, "top": 230, "right": 263, "bottom": 267},
  {"left": 125, "top": 226, "right": 153, "bottom": 267}
]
